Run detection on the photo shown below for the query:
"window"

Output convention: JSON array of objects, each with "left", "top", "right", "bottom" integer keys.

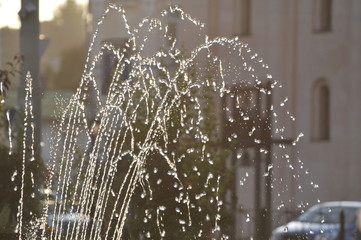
[
  {"left": 101, "top": 38, "right": 129, "bottom": 95},
  {"left": 313, "top": 0, "right": 332, "bottom": 32},
  {"left": 312, "top": 79, "right": 330, "bottom": 141},
  {"left": 234, "top": 0, "right": 251, "bottom": 36}
]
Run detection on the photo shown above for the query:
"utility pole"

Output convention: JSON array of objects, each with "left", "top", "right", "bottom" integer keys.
[
  {"left": 223, "top": 81, "right": 293, "bottom": 240},
  {"left": 18, "top": 0, "right": 41, "bottom": 157}
]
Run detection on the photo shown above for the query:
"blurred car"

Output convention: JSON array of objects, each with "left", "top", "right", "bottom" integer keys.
[
  {"left": 46, "top": 204, "right": 92, "bottom": 237},
  {"left": 270, "top": 201, "right": 361, "bottom": 240},
  {"left": 41, "top": 189, "right": 93, "bottom": 237}
]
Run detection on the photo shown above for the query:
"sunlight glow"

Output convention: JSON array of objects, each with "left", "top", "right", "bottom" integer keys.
[{"left": 0, "top": 0, "right": 87, "bottom": 29}]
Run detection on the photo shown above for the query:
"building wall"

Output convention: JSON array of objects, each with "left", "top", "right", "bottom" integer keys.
[{"left": 293, "top": 0, "right": 361, "bottom": 203}]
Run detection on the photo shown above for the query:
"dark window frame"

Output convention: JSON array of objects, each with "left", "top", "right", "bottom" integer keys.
[
  {"left": 234, "top": 0, "right": 252, "bottom": 36},
  {"left": 311, "top": 79, "right": 331, "bottom": 141},
  {"left": 313, "top": 0, "right": 333, "bottom": 33}
]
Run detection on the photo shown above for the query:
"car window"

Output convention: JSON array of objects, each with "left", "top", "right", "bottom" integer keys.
[{"left": 297, "top": 207, "right": 359, "bottom": 224}]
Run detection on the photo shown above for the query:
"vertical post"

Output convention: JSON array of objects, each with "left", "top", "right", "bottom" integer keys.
[
  {"left": 254, "top": 89, "right": 262, "bottom": 240},
  {"left": 18, "top": 0, "right": 41, "bottom": 156},
  {"left": 254, "top": 148, "right": 262, "bottom": 239},
  {"left": 231, "top": 150, "right": 238, "bottom": 238},
  {"left": 264, "top": 81, "right": 273, "bottom": 239},
  {"left": 339, "top": 211, "right": 345, "bottom": 240}
]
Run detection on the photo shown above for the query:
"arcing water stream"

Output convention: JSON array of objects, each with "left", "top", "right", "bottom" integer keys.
[{"left": 10, "top": 4, "right": 308, "bottom": 240}]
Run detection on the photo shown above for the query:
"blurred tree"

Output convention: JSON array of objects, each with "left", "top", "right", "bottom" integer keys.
[
  {"left": 0, "top": 130, "right": 45, "bottom": 233},
  {"left": 0, "top": 55, "right": 22, "bottom": 140},
  {"left": 0, "top": 59, "right": 45, "bottom": 233},
  {"left": 41, "top": 0, "right": 87, "bottom": 91},
  {"left": 53, "top": 0, "right": 86, "bottom": 28},
  {"left": 0, "top": 28, "right": 19, "bottom": 73},
  {"left": 99, "top": 60, "right": 234, "bottom": 239},
  {"left": 53, "top": 42, "right": 86, "bottom": 90}
]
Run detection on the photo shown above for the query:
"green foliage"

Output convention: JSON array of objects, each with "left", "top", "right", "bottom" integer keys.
[
  {"left": 0, "top": 55, "right": 22, "bottom": 98},
  {"left": 0, "top": 138, "right": 45, "bottom": 233},
  {"left": 0, "top": 112, "right": 45, "bottom": 233},
  {"left": 104, "top": 60, "right": 234, "bottom": 239},
  {"left": 0, "top": 55, "right": 22, "bottom": 142},
  {"left": 0, "top": 61, "right": 45, "bottom": 233}
]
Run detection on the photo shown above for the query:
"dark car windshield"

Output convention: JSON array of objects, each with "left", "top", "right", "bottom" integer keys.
[{"left": 297, "top": 206, "right": 359, "bottom": 224}]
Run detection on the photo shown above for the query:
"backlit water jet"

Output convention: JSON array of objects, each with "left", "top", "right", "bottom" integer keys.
[{"left": 11, "top": 4, "right": 308, "bottom": 240}]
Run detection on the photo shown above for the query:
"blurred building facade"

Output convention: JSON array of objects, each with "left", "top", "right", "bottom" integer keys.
[{"left": 87, "top": 0, "right": 361, "bottom": 239}]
